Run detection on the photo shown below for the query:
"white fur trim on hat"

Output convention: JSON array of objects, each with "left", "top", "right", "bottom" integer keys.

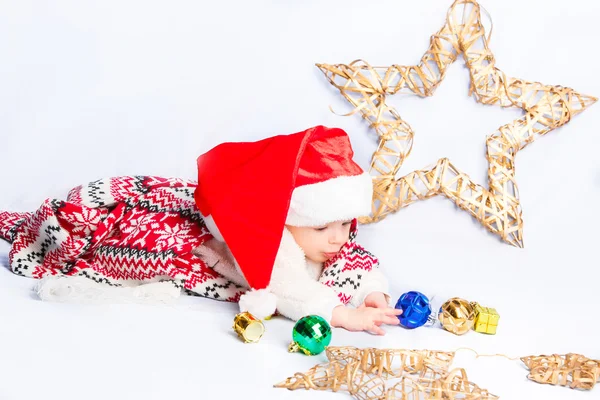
[
  {"left": 286, "top": 172, "right": 373, "bottom": 227},
  {"left": 238, "top": 288, "right": 277, "bottom": 320}
]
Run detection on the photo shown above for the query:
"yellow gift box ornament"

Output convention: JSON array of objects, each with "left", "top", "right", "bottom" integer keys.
[{"left": 473, "top": 303, "right": 500, "bottom": 335}]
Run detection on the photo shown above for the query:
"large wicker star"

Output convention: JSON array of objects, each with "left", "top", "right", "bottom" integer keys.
[{"left": 317, "top": 0, "right": 596, "bottom": 247}]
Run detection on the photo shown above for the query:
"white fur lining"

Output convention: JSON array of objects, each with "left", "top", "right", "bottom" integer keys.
[
  {"left": 286, "top": 172, "right": 373, "bottom": 227},
  {"left": 266, "top": 228, "right": 343, "bottom": 322}
]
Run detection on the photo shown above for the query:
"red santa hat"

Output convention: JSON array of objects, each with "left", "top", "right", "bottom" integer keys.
[{"left": 194, "top": 125, "right": 373, "bottom": 317}]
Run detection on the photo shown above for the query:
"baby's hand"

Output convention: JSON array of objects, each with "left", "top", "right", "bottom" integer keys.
[
  {"left": 361, "top": 292, "right": 390, "bottom": 309},
  {"left": 333, "top": 306, "right": 402, "bottom": 336}
]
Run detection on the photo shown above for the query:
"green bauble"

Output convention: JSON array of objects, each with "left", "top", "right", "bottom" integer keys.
[{"left": 289, "top": 315, "right": 332, "bottom": 356}]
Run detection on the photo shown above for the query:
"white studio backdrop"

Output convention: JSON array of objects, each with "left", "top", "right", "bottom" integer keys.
[{"left": 0, "top": 1, "right": 598, "bottom": 400}]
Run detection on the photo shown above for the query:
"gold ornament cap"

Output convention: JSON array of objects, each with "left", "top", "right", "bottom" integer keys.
[{"left": 233, "top": 312, "right": 265, "bottom": 343}]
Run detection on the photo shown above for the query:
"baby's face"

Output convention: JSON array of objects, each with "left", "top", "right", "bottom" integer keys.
[{"left": 286, "top": 220, "right": 352, "bottom": 263}]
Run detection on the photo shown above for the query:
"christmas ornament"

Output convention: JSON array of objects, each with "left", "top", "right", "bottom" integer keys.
[
  {"left": 473, "top": 303, "right": 500, "bottom": 335},
  {"left": 288, "top": 315, "right": 332, "bottom": 355},
  {"left": 394, "top": 291, "right": 432, "bottom": 329},
  {"left": 233, "top": 311, "right": 265, "bottom": 343},
  {"left": 393, "top": 293, "right": 499, "bottom": 335},
  {"left": 317, "top": 0, "right": 596, "bottom": 247},
  {"left": 438, "top": 298, "right": 476, "bottom": 335}
]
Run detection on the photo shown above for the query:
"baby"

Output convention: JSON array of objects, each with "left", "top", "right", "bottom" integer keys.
[{"left": 193, "top": 125, "right": 401, "bottom": 335}]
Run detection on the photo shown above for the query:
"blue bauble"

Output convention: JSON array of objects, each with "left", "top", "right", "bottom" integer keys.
[{"left": 395, "top": 291, "right": 432, "bottom": 329}]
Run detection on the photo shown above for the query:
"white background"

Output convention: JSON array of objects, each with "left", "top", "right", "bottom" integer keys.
[{"left": 0, "top": 0, "right": 599, "bottom": 399}]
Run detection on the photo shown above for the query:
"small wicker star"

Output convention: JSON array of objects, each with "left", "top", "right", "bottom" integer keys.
[{"left": 275, "top": 346, "right": 498, "bottom": 400}]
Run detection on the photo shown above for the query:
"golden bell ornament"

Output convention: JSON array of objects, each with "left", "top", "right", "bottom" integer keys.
[
  {"left": 233, "top": 312, "right": 265, "bottom": 343},
  {"left": 438, "top": 297, "right": 476, "bottom": 335}
]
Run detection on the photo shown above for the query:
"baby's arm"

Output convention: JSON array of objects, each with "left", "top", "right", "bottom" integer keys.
[
  {"left": 331, "top": 305, "right": 401, "bottom": 335},
  {"left": 269, "top": 229, "right": 401, "bottom": 334},
  {"left": 271, "top": 257, "right": 401, "bottom": 335}
]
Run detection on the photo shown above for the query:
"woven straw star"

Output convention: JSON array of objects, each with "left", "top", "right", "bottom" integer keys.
[
  {"left": 521, "top": 353, "right": 600, "bottom": 390},
  {"left": 317, "top": 0, "right": 596, "bottom": 247}
]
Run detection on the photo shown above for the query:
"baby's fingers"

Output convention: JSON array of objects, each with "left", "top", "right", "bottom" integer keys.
[
  {"left": 369, "top": 310, "right": 400, "bottom": 326},
  {"left": 385, "top": 308, "right": 403, "bottom": 316},
  {"left": 379, "top": 314, "right": 401, "bottom": 326},
  {"left": 368, "top": 324, "right": 386, "bottom": 336}
]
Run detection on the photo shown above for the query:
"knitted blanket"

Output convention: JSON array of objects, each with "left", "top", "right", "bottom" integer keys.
[
  {"left": 0, "top": 176, "right": 379, "bottom": 305},
  {"left": 0, "top": 176, "right": 246, "bottom": 301}
]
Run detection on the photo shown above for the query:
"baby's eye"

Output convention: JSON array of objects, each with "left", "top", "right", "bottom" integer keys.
[
  {"left": 342, "top": 220, "right": 352, "bottom": 226},
  {"left": 314, "top": 226, "right": 327, "bottom": 231}
]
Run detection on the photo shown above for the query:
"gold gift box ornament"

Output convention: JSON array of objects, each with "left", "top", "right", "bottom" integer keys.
[
  {"left": 233, "top": 312, "right": 265, "bottom": 343},
  {"left": 473, "top": 303, "right": 500, "bottom": 335}
]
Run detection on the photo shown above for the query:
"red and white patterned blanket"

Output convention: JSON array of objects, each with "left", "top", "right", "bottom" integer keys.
[
  {"left": 0, "top": 176, "right": 246, "bottom": 301},
  {"left": 0, "top": 176, "right": 379, "bottom": 305}
]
